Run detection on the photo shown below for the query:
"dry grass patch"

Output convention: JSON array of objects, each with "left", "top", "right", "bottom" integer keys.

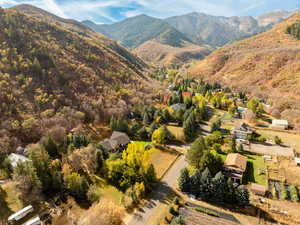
[
  {"left": 257, "top": 129, "right": 300, "bottom": 153},
  {"left": 149, "top": 147, "right": 179, "bottom": 179},
  {"left": 1, "top": 181, "right": 23, "bottom": 212}
]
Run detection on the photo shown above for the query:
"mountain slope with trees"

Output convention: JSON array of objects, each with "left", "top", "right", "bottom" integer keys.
[
  {"left": 83, "top": 15, "right": 194, "bottom": 49},
  {"left": 190, "top": 12, "right": 300, "bottom": 131},
  {"left": 0, "top": 6, "right": 157, "bottom": 155}
]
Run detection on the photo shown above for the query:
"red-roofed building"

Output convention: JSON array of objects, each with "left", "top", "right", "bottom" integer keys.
[{"left": 182, "top": 92, "right": 192, "bottom": 98}]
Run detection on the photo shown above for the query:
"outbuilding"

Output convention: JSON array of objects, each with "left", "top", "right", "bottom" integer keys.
[
  {"left": 250, "top": 184, "right": 266, "bottom": 196},
  {"left": 270, "top": 120, "right": 289, "bottom": 130}
]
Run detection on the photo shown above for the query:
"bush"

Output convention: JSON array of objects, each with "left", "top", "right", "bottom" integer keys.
[
  {"left": 274, "top": 136, "right": 282, "bottom": 145},
  {"left": 257, "top": 136, "right": 267, "bottom": 143},
  {"left": 193, "top": 207, "right": 219, "bottom": 217},
  {"left": 87, "top": 185, "right": 102, "bottom": 203}
]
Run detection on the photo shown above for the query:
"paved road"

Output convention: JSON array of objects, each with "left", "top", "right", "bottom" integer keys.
[{"left": 127, "top": 155, "right": 188, "bottom": 225}]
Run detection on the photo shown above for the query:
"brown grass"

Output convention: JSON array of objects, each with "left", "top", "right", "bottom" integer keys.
[{"left": 149, "top": 147, "right": 179, "bottom": 179}]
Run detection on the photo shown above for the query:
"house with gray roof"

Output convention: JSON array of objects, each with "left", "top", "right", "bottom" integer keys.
[{"left": 100, "top": 131, "right": 130, "bottom": 153}]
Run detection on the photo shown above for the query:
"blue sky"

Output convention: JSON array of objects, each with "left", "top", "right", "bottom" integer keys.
[{"left": 1, "top": 0, "right": 299, "bottom": 24}]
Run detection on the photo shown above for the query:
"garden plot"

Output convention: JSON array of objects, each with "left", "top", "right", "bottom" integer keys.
[
  {"left": 249, "top": 143, "right": 294, "bottom": 157},
  {"left": 267, "top": 181, "right": 299, "bottom": 202}
]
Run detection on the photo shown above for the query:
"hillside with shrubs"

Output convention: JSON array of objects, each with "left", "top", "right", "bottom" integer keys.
[
  {"left": 190, "top": 12, "right": 300, "bottom": 131},
  {"left": 0, "top": 6, "right": 158, "bottom": 155}
]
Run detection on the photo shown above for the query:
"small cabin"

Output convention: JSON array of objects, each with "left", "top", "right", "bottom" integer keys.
[
  {"left": 8, "top": 205, "right": 34, "bottom": 222},
  {"left": 270, "top": 120, "right": 289, "bottom": 130}
]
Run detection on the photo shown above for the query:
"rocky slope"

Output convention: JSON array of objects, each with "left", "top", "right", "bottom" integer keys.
[
  {"left": 190, "top": 13, "right": 300, "bottom": 130},
  {"left": 165, "top": 11, "right": 293, "bottom": 47},
  {"left": 0, "top": 6, "right": 157, "bottom": 153}
]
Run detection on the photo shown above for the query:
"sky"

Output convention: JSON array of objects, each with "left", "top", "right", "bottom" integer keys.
[{"left": 0, "top": 0, "right": 299, "bottom": 24}]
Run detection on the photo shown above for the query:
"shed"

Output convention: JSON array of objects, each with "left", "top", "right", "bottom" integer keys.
[
  {"left": 8, "top": 153, "right": 30, "bottom": 168},
  {"left": 8, "top": 205, "right": 34, "bottom": 222},
  {"left": 250, "top": 184, "right": 266, "bottom": 196},
  {"left": 270, "top": 120, "right": 289, "bottom": 130}
]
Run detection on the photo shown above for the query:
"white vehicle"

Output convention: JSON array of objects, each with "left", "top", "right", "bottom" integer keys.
[
  {"left": 25, "top": 216, "right": 41, "bottom": 225},
  {"left": 8, "top": 205, "right": 33, "bottom": 222}
]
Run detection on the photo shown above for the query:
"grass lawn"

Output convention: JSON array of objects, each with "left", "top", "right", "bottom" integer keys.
[
  {"left": 257, "top": 129, "right": 300, "bottom": 153},
  {"left": 243, "top": 153, "right": 267, "bottom": 186},
  {"left": 167, "top": 126, "right": 185, "bottom": 143}
]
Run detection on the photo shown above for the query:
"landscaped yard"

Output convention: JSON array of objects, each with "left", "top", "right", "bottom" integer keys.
[{"left": 243, "top": 153, "right": 267, "bottom": 186}]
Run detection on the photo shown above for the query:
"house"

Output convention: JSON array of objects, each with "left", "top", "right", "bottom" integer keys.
[
  {"left": 170, "top": 103, "right": 186, "bottom": 112},
  {"left": 100, "top": 131, "right": 130, "bottom": 153},
  {"left": 270, "top": 120, "right": 289, "bottom": 130},
  {"left": 250, "top": 184, "right": 266, "bottom": 196},
  {"left": 231, "top": 122, "right": 254, "bottom": 140},
  {"left": 223, "top": 153, "right": 247, "bottom": 184},
  {"left": 182, "top": 92, "right": 192, "bottom": 98},
  {"left": 8, "top": 205, "right": 34, "bottom": 222},
  {"left": 25, "top": 217, "right": 41, "bottom": 225},
  {"left": 8, "top": 153, "right": 30, "bottom": 168}
]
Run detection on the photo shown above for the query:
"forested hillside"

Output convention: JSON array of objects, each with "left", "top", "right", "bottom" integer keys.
[
  {"left": 0, "top": 7, "right": 157, "bottom": 154},
  {"left": 190, "top": 12, "right": 300, "bottom": 131}
]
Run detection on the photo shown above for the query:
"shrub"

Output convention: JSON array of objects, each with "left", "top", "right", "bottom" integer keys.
[
  {"left": 274, "top": 136, "right": 282, "bottom": 145},
  {"left": 193, "top": 207, "right": 219, "bottom": 217}
]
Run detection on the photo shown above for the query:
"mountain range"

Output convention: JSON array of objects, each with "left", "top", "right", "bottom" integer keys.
[{"left": 82, "top": 10, "right": 295, "bottom": 65}]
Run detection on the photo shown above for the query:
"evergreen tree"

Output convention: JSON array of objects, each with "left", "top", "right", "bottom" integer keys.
[
  {"left": 211, "top": 172, "right": 226, "bottom": 202},
  {"left": 178, "top": 168, "right": 191, "bottom": 192},
  {"left": 230, "top": 135, "right": 237, "bottom": 153},
  {"left": 199, "top": 168, "right": 212, "bottom": 199},
  {"left": 43, "top": 136, "right": 59, "bottom": 158},
  {"left": 137, "top": 127, "right": 149, "bottom": 140},
  {"left": 235, "top": 185, "right": 250, "bottom": 206},
  {"left": 190, "top": 169, "right": 202, "bottom": 194}
]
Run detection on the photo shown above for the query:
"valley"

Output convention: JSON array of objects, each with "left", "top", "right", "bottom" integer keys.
[{"left": 0, "top": 3, "right": 300, "bottom": 225}]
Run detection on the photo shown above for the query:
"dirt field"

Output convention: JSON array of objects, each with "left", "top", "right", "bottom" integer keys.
[
  {"left": 250, "top": 143, "right": 294, "bottom": 157},
  {"left": 149, "top": 147, "right": 179, "bottom": 179},
  {"left": 257, "top": 129, "right": 300, "bottom": 154}
]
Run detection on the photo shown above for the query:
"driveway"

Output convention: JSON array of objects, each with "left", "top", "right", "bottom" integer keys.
[{"left": 126, "top": 154, "right": 188, "bottom": 225}]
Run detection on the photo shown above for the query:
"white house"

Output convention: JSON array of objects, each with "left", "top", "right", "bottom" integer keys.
[
  {"left": 270, "top": 120, "right": 289, "bottom": 130},
  {"left": 8, "top": 205, "right": 34, "bottom": 222}
]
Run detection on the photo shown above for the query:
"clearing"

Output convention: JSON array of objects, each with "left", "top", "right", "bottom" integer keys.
[
  {"left": 256, "top": 129, "right": 300, "bottom": 153},
  {"left": 250, "top": 143, "right": 294, "bottom": 157}
]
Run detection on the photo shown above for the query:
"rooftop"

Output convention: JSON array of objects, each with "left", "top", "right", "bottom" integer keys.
[
  {"left": 272, "top": 120, "right": 288, "bottom": 126},
  {"left": 224, "top": 153, "right": 247, "bottom": 172}
]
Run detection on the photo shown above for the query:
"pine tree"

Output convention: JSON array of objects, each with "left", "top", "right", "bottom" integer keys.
[
  {"left": 230, "top": 135, "right": 237, "bottom": 153},
  {"left": 190, "top": 169, "right": 202, "bottom": 195},
  {"left": 235, "top": 185, "right": 250, "bottom": 206},
  {"left": 178, "top": 168, "right": 191, "bottom": 192}
]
